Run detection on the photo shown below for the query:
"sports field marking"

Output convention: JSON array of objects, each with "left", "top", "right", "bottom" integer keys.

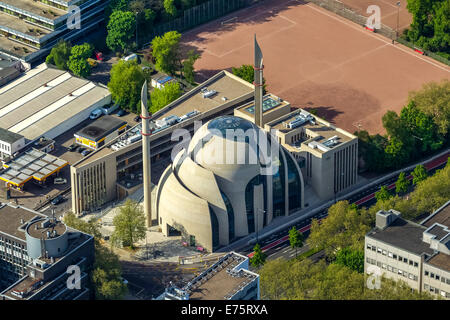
[
  {"left": 278, "top": 43, "right": 390, "bottom": 95},
  {"left": 303, "top": 1, "right": 450, "bottom": 73},
  {"left": 212, "top": 16, "right": 297, "bottom": 58}
]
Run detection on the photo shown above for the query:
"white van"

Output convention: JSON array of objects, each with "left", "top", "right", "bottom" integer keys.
[
  {"left": 122, "top": 53, "right": 138, "bottom": 62},
  {"left": 89, "top": 108, "right": 103, "bottom": 120}
]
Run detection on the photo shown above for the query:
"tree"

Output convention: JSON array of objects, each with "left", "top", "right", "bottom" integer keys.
[
  {"left": 375, "top": 186, "right": 392, "bottom": 202},
  {"left": 288, "top": 226, "right": 303, "bottom": 257},
  {"left": 250, "top": 243, "right": 266, "bottom": 268},
  {"left": 106, "top": 11, "right": 136, "bottom": 52},
  {"left": 111, "top": 199, "right": 147, "bottom": 249},
  {"left": 408, "top": 79, "right": 450, "bottom": 137},
  {"left": 63, "top": 213, "right": 127, "bottom": 300},
  {"left": 46, "top": 40, "right": 71, "bottom": 70},
  {"left": 334, "top": 247, "right": 364, "bottom": 273},
  {"left": 411, "top": 164, "right": 428, "bottom": 185},
  {"left": 67, "top": 44, "right": 94, "bottom": 78},
  {"left": 151, "top": 31, "right": 182, "bottom": 75},
  {"left": 149, "top": 81, "right": 181, "bottom": 114},
  {"left": 395, "top": 172, "right": 410, "bottom": 194},
  {"left": 164, "top": 0, "right": 177, "bottom": 17},
  {"left": 182, "top": 49, "right": 200, "bottom": 84},
  {"left": 108, "top": 60, "right": 145, "bottom": 113},
  {"left": 307, "top": 201, "right": 373, "bottom": 259}
]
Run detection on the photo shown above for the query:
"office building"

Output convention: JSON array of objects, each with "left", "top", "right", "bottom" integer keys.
[
  {"left": 0, "top": 203, "right": 94, "bottom": 300},
  {"left": 364, "top": 206, "right": 450, "bottom": 300},
  {"left": 74, "top": 115, "right": 127, "bottom": 150}
]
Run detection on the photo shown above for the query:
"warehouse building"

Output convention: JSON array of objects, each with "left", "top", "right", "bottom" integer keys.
[
  {"left": 0, "top": 203, "right": 94, "bottom": 300},
  {"left": 74, "top": 116, "right": 127, "bottom": 150},
  {"left": 0, "top": 63, "right": 111, "bottom": 152}
]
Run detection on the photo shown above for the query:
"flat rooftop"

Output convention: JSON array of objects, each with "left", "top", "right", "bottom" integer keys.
[
  {"left": 75, "top": 116, "right": 126, "bottom": 141},
  {"left": 0, "top": 11, "right": 51, "bottom": 38},
  {"left": 0, "top": 0, "right": 67, "bottom": 20},
  {"left": 74, "top": 70, "right": 254, "bottom": 167},
  {"left": 0, "top": 127, "right": 23, "bottom": 143},
  {"left": 185, "top": 253, "right": 257, "bottom": 300},
  {"left": 0, "top": 63, "right": 111, "bottom": 141},
  {"left": 236, "top": 94, "right": 289, "bottom": 116},
  {"left": 0, "top": 34, "right": 38, "bottom": 58},
  {"left": 422, "top": 201, "right": 450, "bottom": 229},
  {"left": 0, "top": 203, "right": 42, "bottom": 241},
  {"left": 425, "top": 253, "right": 450, "bottom": 272},
  {"left": 367, "top": 218, "right": 435, "bottom": 256}
]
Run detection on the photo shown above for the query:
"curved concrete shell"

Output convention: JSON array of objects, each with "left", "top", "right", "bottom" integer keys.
[{"left": 157, "top": 116, "right": 305, "bottom": 252}]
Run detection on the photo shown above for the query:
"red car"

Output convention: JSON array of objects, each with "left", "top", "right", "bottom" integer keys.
[{"left": 94, "top": 51, "right": 103, "bottom": 61}]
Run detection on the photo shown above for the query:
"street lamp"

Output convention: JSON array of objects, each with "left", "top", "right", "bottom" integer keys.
[{"left": 396, "top": 1, "right": 401, "bottom": 41}]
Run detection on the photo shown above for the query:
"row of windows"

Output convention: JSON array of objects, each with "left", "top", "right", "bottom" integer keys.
[
  {"left": 424, "top": 271, "right": 450, "bottom": 285},
  {"left": 0, "top": 142, "right": 10, "bottom": 152},
  {"left": 423, "top": 284, "right": 450, "bottom": 298},
  {"left": 366, "top": 258, "right": 418, "bottom": 281},
  {"left": 367, "top": 243, "right": 418, "bottom": 267}
]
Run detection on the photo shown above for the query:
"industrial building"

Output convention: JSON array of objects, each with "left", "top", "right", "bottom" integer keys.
[
  {"left": 0, "top": 63, "right": 111, "bottom": 152},
  {"left": 0, "top": 0, "right": 108, "bottom": 66},
  {"left": 74, "top": 115, "right": 127, "bottom": 150},
  {"left": 70, "top": 70, "right": 255, "bottom": 214},
  {"left": 156, "top": 252, "right": 260, "bottom": 300},
  {"left": 364, "top": 202, "right": 450, "bottom": 300},
  {"left": 0, "top": 203, "right": 94, "bottom": 300}
]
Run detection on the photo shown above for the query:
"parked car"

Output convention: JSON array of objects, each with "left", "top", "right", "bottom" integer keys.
[
  {"left": 67, "top": 143, "right": 78, "bottom": 152},
  {"left": 51, "top": 195, "right": 64, "bottom": 205},
  {"left": 122, "top": 53, "right": 138, "bottom": 62},
  {"left": 116, "top": 109, "right": 127, "bottom": 117},
  {"left": 78, "top": 147, "right": 86, "bottom": 153},
  {"left": 101, "top": 103, "right": 119, "bottom": 115},
  {"left": 81, "top": 149, "right": 91, "bottom": 156},
  {"left": 134, "top": 115, "right": 141, "bottom": 122},
  {"left": 89, "top": 108, "right": 103, "bottom": 120},
  {"left": 54, "top": 177, "right": 67, "bottom": 185},
  {"left": 94, "top": 50, "right": 103, "bottom": 61}
]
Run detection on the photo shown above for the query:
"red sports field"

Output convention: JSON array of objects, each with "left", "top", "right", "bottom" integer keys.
[{"left": 181, "top": 0, "right": 450, "bottom": 134}]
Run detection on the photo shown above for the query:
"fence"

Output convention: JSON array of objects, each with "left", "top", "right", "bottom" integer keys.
[
  {"left": 142, "top": 0, "right": 258, "bottom": 46},
  {"left": 305, "top": 0, "right": 449, "bottom": 66},
  {"left": 304, "top": 0, "right": 396, "bottom": 39}
]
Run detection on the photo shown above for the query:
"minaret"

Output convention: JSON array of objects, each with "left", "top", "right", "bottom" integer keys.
[
  {"left": 254, "top": 35, "right": 264, "bottom": 128},
  {"left": 141, "top": 80, "right": 152, "bottom": 228}
]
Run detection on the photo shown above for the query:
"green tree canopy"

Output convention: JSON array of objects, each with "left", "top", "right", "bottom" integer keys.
[
  {"left": 149, "top": 81, "right": 181, "bottom": 114},
  {"left": 63, "top": 213, "right": 127, "bottom": 299},
  {"left": 111, "top": 199, "right": 147, "bottom": 249},
  {"left": 182, "top": 49, "right": 200, "bottom": 84},
  {"left": 46, "top": 40, "right": 71, "bottom": 70},
  {"left": 411, "top": 164, "right": 428, "bottom": 185},
  {"left": 108, "top": 60, "right": 145, "bottom": 113},
  {"left": 106, "top": 10, "right": 136, "bottom": 52},
  {"left": 307, "top": 201, "right": 374, "bottom": 258},
  {"left": 151, "top": 31, "right": 182, "bottom": 75},
  {"left": 288, "top": 226, "right": 303, "bottom": 257},
  {"left": 250, "top": 243, "right": 266, "bottom": 268},
  {"left": 164, "top": 0, "right": 177, "bottom": 17},
  {"left": 408, "top": 79, "right": 450, "bottom": 137},
  {"left": 334, "top": 247, "right": 364, "bottom": 273},
  {"left": 375, "top": 186, "right": 392, "bottom": 202},
  {"left": 395, "top": 172, "right": 411, "bottom": 194}
]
